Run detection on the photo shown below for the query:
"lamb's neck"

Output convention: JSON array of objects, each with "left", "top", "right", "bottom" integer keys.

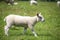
[{"left": 32, "top": 16, "right": 37, "bottom": 24}]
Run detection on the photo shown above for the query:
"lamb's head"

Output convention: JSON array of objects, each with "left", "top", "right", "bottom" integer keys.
[{"left": 36, "top": 13, "right": 45, "bottom": 22}]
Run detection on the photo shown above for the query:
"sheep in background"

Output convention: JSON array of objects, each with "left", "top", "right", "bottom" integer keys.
[
  {"left": 5, "top": 0, "right": 18, "bottom": 5},
  {"left": 6, "top": 0, "right": 14, "bottom": 5},
  {"left": 57, "top": 1, "right": 60, "bottom": 7},
  {"left": 4, "top": 13, "right": 45, "bottom": 37},
  {"left": 30, "top": 0, "right": 37, "bottom": 5}
]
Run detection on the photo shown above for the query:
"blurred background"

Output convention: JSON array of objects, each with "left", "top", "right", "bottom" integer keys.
[{"left": 0, "top": 0, "right": 60, "bottom": 40}]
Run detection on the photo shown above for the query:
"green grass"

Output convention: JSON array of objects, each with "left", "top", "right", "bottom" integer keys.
[{"left": 0, "top": 1, "right": 60, "bottom": 40}]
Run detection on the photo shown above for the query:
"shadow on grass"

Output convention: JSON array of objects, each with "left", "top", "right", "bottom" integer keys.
[
  {"left": 38, "top": 34, "right": 52, "bottom": 36},
  {"left": 9, "top": 33, "right": 52, "bottom": 37},
  {"left": 9, "top": 33, "right": 33, "bottom": 36}
]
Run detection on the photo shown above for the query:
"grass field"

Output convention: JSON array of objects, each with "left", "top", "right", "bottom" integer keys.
[{"left": 0, "top": 1, "right": 60, "bottom": 40}]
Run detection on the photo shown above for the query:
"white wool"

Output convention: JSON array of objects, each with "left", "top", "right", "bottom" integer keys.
[
  {"left": 30, "top": 0, "right": 37, "bottom": 5},
  {"left": 14, "top": 2, "right": 18, "bottom": 5},
  {"left": 4, "top": 15, "right": 37, "bottom": 25},
  {"left": 57, "top": 1, "right": 60, "bottom": 7}
]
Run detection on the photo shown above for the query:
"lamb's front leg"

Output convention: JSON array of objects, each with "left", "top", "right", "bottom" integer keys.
[{"left": 28, "top": 24, "right": 37, "bottom": 37}]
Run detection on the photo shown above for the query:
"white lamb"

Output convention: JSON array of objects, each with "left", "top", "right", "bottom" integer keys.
[
  {"left": 4, "top": 13, "right": 45, "bottom": 37},
  {"left": 57, "top": 1, "right": 60, "bottom": 7},
  {"left": 30, "top": 0, "right": 37, "bottom": 5}
]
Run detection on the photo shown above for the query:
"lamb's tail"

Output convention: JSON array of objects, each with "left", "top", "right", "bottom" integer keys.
[{"left": 4, "top": 17, "right": 6, "bottom": 22}]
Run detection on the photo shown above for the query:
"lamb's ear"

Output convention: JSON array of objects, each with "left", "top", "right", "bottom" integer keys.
[{"left": 37, "top": 13, "right": 39, "bottom": 16}]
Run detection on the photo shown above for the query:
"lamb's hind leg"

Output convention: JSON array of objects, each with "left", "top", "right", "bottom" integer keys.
[
  {"left": 4, "top": 24, "right": 11, "bottom": 36},
  {"left": 23, "top": 27, "right": 27, "bottom": 34}
]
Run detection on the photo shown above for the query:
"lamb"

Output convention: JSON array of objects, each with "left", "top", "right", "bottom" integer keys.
[
  {"left": 30, "top": 0, "right": 37, "bottom": 5},
  {"left": 57, "top": 1, "right": 60, "bottom": 7},
  {"left": 4, "top": 13, "right": 45, "bottom": 37}
]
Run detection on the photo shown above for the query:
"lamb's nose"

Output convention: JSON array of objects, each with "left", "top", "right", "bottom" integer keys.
[{"left": 43, "top": 20, "right": 45, "bottom": 22}]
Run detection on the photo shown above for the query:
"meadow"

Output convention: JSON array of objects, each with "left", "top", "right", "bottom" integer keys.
[{"left": 0, "top": 1, "right": 60, "bottom": 40}]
